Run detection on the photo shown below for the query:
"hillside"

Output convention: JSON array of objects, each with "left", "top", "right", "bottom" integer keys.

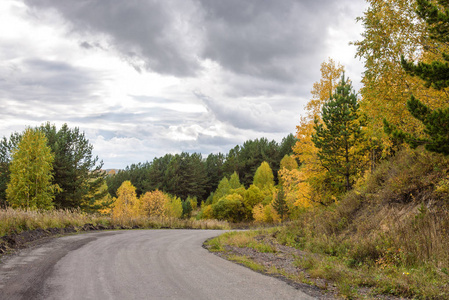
[{"left": 206, "top": 147, "right": 449, "bottom": 299}]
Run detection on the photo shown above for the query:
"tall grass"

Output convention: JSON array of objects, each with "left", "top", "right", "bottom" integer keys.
[
  {"left": 111, "top": 215, "right": 230, "bottom": 230},
  {"left": 0, "top": 208, "right": 110, "bottom": 236},
  {"left": 0, "top": 208, "right": 230, "bottom": 237}
]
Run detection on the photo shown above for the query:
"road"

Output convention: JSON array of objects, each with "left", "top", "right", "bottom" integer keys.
[{"left": 0, "top": 230, "right": 315, "bottom": 300}]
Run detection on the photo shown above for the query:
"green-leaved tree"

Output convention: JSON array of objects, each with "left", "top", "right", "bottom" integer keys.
[{"left": 6, "top": 128, "right": 58, "bottom": 210}]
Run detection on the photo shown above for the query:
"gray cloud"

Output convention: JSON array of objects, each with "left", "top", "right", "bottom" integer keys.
[
  {"left": 199, "top": 0, "right": 335, "bottom": 83},
  {"left": 24, "top": 0, "right": 203, "bottom": 77},
  {"left": 0, "top": 58, "right": 101, "bottom": 104},
  {"left": 23, "top": 0, "right": 344, "bottom": 84}
]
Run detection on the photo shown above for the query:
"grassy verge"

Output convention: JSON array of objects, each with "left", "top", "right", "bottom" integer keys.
[
  {"left": 207, "top": 230, "right": 276, "bottom": 253},
  {"left": 207, "top": 227, "right": 449, "bottom": 299},
  {"left": 0, "top": 208, "right": 230, "bottom": 237}
]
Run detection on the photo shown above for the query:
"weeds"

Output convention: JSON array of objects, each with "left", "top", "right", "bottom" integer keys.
[{"left": 227, "top": 255, "right": 266, "bottom": 272}]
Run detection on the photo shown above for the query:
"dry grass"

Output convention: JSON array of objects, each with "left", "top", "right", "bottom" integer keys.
[
  {"left": 0, "top": 208, "right": 110, "bottom": 236},
  {"left": 0, "top": 208, "right": 230, "bottom": 237},
  {"left": 209, "top": 230, "right": 277, "bottom": 253}
]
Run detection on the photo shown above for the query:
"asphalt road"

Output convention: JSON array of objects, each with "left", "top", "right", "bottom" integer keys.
[{"left": 0, "top": 230, "right": 315, "bottom": 300}]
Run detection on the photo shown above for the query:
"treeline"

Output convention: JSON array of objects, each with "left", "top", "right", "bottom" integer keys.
[{"left": 106, "top": 134, "right": 297, "bottom": 203}]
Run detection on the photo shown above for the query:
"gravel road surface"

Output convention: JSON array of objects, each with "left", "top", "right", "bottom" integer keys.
[{"left": 0, "top": 230, "right": 314, "bottom": 299}]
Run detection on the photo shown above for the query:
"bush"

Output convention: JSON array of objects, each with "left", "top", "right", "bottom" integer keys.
[{"left": 212, "top": 194, "right": 247, "bottom": 222}]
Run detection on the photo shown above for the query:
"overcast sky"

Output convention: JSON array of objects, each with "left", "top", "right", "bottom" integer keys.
[{"left": 0, "top": 0, "right": 367, "bottom": 169}]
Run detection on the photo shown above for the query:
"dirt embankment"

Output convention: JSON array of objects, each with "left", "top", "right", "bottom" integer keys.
[{"left": 0, "top": 223, "right": 129, "bottom": 256}]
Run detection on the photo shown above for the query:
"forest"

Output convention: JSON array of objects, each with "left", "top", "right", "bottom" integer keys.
[{"left": 0, "top": 0, "right": 448, "bottom": 298}]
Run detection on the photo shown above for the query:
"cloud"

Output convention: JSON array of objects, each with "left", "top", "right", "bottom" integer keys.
[
  {"left": 195, "top": 92, "right": 299, "bottom": 134},
  {"left": 23, "top": 0, "right": 349, "bottom": 83},
  {"left": 0, "top": 58, "right": 101, "bottom": 104},
  {"left": 199, "top": 0, "right": 337, "bottom": 83},
  {"left": 23, "top": 0, "right": 203, "bottom": 77}
]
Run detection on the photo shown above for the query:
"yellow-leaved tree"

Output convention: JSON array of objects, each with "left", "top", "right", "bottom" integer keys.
[
  {"left": 277, "top": 154, "right": 312, "bottom": 217},
  {"left": 6, "top": 128, "right": 59, "bottom": 210},
  {"left": 139, "top": 190, "right": 182, "bottom": 219},
  {"left": 141, "top": 190, "right": 169, "bottom": 218},
  {"left": 353, "top": 0, "right": 449, "bottom": 155},
  {"left": 112, "top": 181, "right": 139, "bottom": 220},
  {"left": 291, "top": 58, "right": 344, "bottom": 206}
]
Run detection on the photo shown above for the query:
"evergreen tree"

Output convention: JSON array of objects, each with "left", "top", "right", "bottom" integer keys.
[
  {"left": 182, "top": 199, "right": 193, "bottom": 218},
  {"left": 273, "top": 185, "right": 288, "bottom": 221},
  {"left": 6, "top": 128, "right": 58, "bottom": 210},
  {"left": 39, "top": 123, "right": 106, "bottom": 209},
  {"left": 205, "top": 153, "right": 225, "bottom": 196},
  {"left": 312, "top": 75, "right": 367, "bottom": 191},
  {"left": 386, "top": 0, "right": 449, "bottom": 155}
]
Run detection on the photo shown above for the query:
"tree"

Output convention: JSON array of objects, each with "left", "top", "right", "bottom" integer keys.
[
  {"left": 0, "top": 133, "right": 19, "bottom": 207},
  {"left": 243, "top": 184, "right": 264, "bottom": 208},
  {"left": 1, "top": 123, "right": 106, "bottom": 210},
  {"left": 140, "top": 190, "right": 169, "bottom": 218},
  {"left": 354, "top": 0, "right": 448, "bottom": 155},
  {"left": 205, "top": 153, "right": 225, "bottom": 196},
  {"left": 272, "top": 185, "right": 288, "bottom": 221},
  {"left": 228, "top": 172, "right": 243, "bottom": 189},
  {"left": 293, "top": 59, "right": 345, "bottom": 205},
  {"left": 278, "top": 154, "right": 298, "bottom": 185},
  {"left": 212, "top": 193, "right": 246, "bottom": 222},
  {"left": 39, "top": 123, "right": 106, "bottom": 209},
  {"left": 182, "top": 199, "right": 193, "bottom": 218},
  {"left": 6, "top": 128, "right": 58, "bottom": 210},
  {"left": 253, "top": 162, "right": 274, "bottom": 191},
  {"left": 112, "top": 181, "right": 139, "bottom": 220},
  {"left": 166, "top": 195, "right": 183, "bottom": 218},
  {"left": 212, "top": 177, "right": 231, "bottom": 204},
  {"left": 312, "top": 75, "right": 367, "bottom": 192},
  {"left": 385, "top": 0, "right": 449, "bottom": 155}
]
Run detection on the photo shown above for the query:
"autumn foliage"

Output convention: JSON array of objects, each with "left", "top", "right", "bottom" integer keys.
[{"left": 112, "top": 181, "right": 182, "bottom": 222}]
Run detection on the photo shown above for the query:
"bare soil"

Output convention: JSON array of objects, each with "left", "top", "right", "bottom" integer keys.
[{"left": 0, "top": 223, "right": 123, "bottom": 256}]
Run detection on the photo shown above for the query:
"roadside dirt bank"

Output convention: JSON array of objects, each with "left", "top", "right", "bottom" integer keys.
[{"left": 0, "top": 223, "right": 127, "bottom": 256}]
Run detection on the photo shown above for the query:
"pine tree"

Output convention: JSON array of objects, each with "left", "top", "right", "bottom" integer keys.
[
  {"left": 182, "top": 199, "right": 193, "bottom": 218},
  {"left": 6, "top": 128, "right": 58, "bottom": 210},
  {"left": 386, "top": 0, "right": 449, "bottom": 155},
  {"left": 273, "top": 185, "right": 288, "bottom": 221},
  {"left": 312, "top": 75, "right": 367, "bottom": 192}
]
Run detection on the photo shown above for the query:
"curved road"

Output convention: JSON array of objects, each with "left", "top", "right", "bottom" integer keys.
[{"left": 0, "top": 230, "right": 314, "bottom": 299}]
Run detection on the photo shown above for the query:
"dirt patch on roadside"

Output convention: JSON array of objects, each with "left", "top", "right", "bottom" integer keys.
[{"left": 0, "top": 223, "right": 121, "bottom": 256}]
